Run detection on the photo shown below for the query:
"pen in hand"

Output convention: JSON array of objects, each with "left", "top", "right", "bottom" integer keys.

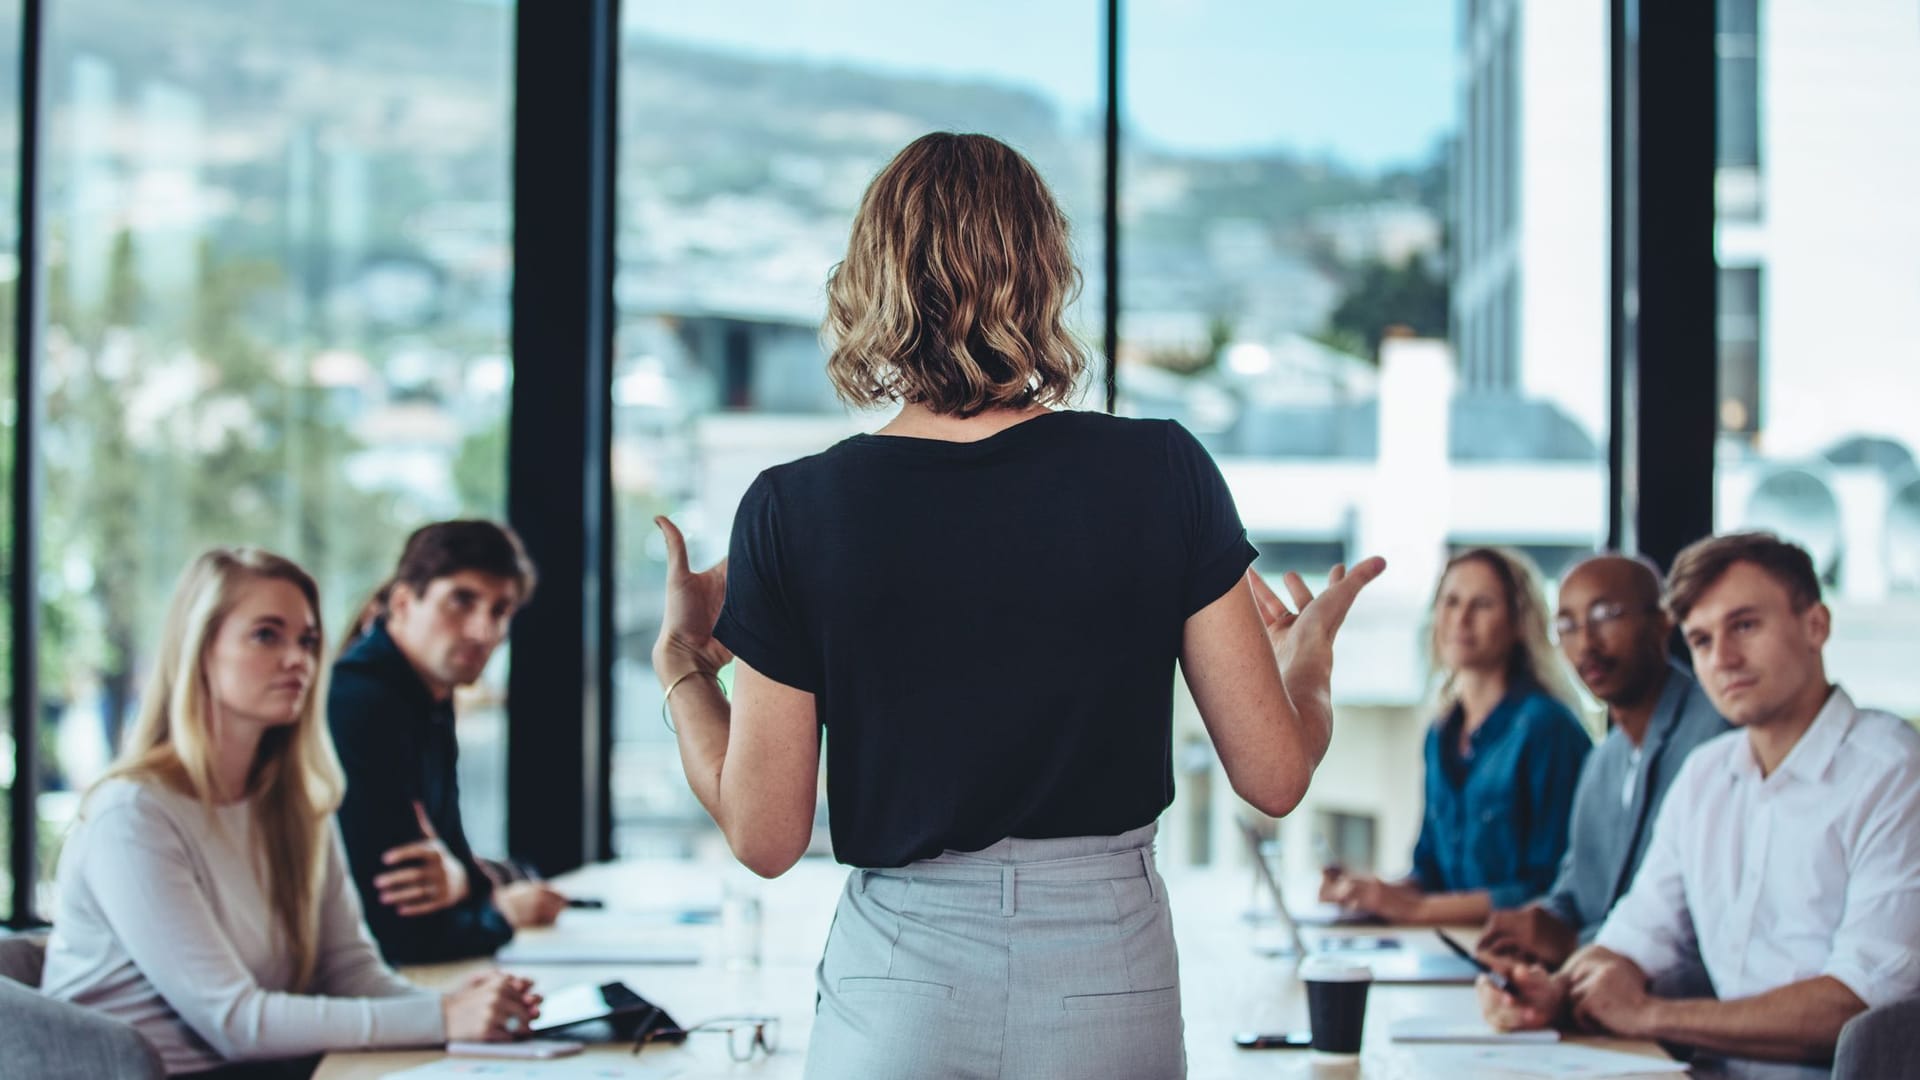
[{"left": 1435, "top": 928, "right": 1517, "bottom": 995}]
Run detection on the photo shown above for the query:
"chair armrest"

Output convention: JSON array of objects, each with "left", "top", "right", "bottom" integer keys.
[{"left": 0, "top": 977, "right": 165, "bottom": 1080}]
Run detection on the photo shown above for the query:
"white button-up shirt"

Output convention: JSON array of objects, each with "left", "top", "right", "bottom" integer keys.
[{"left": 1596, "top": 687, "right": 1920, "bottom": 1010}]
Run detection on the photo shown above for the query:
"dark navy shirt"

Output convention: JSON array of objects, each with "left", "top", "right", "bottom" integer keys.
[
  {"left": 329, "top": 620, "right": 515, "bottom": 964},
  {"left": 1410, "top": 682, "right": 1593, "bottom": 909},
  {"left": 712, "top": 410, "right": 1257, "bottom": 868}
]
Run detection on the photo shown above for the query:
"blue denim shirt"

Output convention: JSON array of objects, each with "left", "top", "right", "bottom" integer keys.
[{"left": 1410, "top": 683, "right": 1593, "bottom": 909}]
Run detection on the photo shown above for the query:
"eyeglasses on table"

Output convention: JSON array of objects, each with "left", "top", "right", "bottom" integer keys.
[{"left": 632, "top": 1010, "right": 780, "bottom": 1062}]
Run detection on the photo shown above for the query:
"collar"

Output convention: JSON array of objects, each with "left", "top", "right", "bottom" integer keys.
[
  {"left": 1726, "top": 685, "right": 1856, "bottom": 784},
  {"left": 1638, "top": 660, "right": 1697, "bottom": 754},
  {"left": 340, "top": 619, "right": 442, "bottom": 720},
  {"left": 1446, "top": 680, "right": 1535, "bottom": 750}
]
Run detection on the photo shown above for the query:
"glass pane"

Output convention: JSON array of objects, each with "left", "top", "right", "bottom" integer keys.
[
  {"left": 1715, "top": 0, "right": 1762, "bottom": 219},
  {"left": 36, "top": 0, "right": 515, "bottom": 906},
  {"left": 1713, "top": 1, "right": 1920, "bottom": 723},
  {"left": 1716, "top": 266, "right": 1762, "bottom": 441},
  {"left": 611, "top": 3, "right": 1104, "bottom": 858},
  {"left": 1122, "top": 1, "right": 1609, "bottom": 873},
  {"left": 1716, "top": 56, "right": 1760, "bottom": 168},
  {"left": 0, "top": 0, "right": 17, "bottom": 923},
  {"left": 1717, "top": 0, "right": 1760, "bottom": 38}
]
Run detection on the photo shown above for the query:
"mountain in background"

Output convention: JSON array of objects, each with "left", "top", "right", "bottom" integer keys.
[{"left": 34, "top": 0, "right": 1447, "bottom": 346}]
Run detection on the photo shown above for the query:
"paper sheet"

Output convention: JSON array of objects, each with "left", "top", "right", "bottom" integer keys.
[
  {"left": 1417, "top": 1043, "right": 1688, "bottom": 1077},
  {"left": 1389, "top": 1014, "right": 1562, "bottom": 1043},
  {"left": 383, "top": 1059, "right": 676, "bottom": 1079}
]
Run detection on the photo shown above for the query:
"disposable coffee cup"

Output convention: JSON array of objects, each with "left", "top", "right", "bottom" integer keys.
[{"left": 1300, "top": 956, "right": 1372, "bottom": 1055}]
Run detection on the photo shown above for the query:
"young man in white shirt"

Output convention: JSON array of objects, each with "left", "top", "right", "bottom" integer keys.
[{"left": 1480, "top": 532, "right": 1920, "bottom": 1073}]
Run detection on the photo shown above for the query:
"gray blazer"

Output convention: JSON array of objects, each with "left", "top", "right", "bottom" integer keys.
[{"left": 1539, "top": 662, "right": 1730, "bottom": 944}]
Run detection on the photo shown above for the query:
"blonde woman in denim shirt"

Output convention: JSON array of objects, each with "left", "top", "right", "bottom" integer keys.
[{"left": 1323, "top": 547, "right": 1591, "bottom": 925}]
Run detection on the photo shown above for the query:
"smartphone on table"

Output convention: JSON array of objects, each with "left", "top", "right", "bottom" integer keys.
[{"left": 1234, "top": 1031, "right": 1312, "bottom": 1049}]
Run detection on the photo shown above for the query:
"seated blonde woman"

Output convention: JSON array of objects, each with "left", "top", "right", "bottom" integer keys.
[
  {"left": 39, "top": 548, "right": 538, "bottom": 1078},
  {"left": 1321, "top": 547, "right": 1592, "bottom": 926}
]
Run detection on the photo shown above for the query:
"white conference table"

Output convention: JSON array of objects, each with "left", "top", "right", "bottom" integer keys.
[{"left": 315, "top": 859, "right": 1677, "bottom": 1079}]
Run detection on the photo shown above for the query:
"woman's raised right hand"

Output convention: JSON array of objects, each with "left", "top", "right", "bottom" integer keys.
[
  {"left": 441, "top": 970, "right": 541, "bottom": 1043},
  {"left": 651, "top": 515, "right": 734, "bottom": 683}
]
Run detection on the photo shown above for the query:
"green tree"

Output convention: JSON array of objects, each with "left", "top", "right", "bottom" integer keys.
[
  {"left": 453, "top": 421, "right": 507, "bottom": 513},
  {"left": 1319, "top": 255, "right": 1450, "bottom": 363},
  {"left": 41, "top": 230, "right": 413, "bottom": 754}
]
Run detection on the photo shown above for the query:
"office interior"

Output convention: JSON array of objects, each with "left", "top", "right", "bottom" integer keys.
[{"left": 0, "top": 0, "right": 1913, "bottom": 980}]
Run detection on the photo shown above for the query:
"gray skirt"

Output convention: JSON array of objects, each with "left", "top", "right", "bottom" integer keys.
[{"left": 803, "top": 823, "right": 1184, "bottom": 1080}]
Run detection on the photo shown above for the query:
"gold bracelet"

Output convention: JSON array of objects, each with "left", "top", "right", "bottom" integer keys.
[{"left": 661, "top": 668, "right": 725, "bottom": 733}]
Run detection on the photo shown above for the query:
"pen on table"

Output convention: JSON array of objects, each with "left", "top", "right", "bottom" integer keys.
[{"left": 1434, "top": 928, "right": 1517, "bottom": 995}]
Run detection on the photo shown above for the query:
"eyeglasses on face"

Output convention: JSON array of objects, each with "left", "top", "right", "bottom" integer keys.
[
  {"left": 633, "top": 1013, "right": 780, "bottom": 1062},
  {"left": 1553, "top": 600, "right": 1649, "bottom": 641}
]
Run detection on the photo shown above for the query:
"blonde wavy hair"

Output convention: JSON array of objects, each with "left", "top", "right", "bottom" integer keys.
[
  {"left": 1425, "top": 547, "right": 1584, "bottom": 718},
  {"left": 824, "top": 132, "right": 1088, "bottom": 417},
  {"left": 93, "top": 547, "right": 344, "bottom": 990}
]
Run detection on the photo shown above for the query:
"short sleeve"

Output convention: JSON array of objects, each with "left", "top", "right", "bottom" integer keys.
[
  {"left": 713, "top": 471, "right": 821, "bottom": 693},
  {"left": 1165, "top": 421, "right": 1258, "bottom": 616}
]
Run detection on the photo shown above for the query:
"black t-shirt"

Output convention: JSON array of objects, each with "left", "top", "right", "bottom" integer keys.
[{"left": 711, "top": 409, "right": 1257, "bottom": 868}]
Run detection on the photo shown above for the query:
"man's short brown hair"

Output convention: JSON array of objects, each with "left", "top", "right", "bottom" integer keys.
[
  {"left": 341, "top": 520, "right": 537, "bottom": 650},
  {"left": 1664, "top": 531, "right": 1822, "bottom": 623}
]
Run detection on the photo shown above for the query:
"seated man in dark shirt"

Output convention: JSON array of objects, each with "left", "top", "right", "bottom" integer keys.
[{"left": 330, "top": 520, "right": 568, "bottom": 964}]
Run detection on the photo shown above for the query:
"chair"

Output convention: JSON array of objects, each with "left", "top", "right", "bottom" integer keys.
[
  {"left": 0, "top": 930, "right": 166, "bottom": 1080},
  {"left": 1833, "top": 995, "right": 1920, "bottom": 1080}
]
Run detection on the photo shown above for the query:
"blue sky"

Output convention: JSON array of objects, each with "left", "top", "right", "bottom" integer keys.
[{"left": 621, "top": 0, "right": 1457, "bottom": 172}]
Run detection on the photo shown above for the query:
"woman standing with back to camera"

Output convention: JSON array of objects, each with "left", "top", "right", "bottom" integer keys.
[{"left": 652, "top": 132, "right": 1384, "bottom": 1079}]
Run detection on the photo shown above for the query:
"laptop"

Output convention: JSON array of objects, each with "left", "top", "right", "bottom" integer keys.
[{"left": 1235, "top": 817, "right": 1480, "bottom": 985}]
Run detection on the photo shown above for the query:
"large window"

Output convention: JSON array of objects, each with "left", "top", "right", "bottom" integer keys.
[
  {"left": 32, "top": 0, "right": 515, "bottom": 906},
  {"left": 1, "top": 1, "right": 1840, "bottom": 909},
  {"left": 1713, "top": 0, "right": 1920, "bottom": 722},
  {"left": 1715, "top": 0, "right": 1762, "bottom": 220},
  {"left": 1119, "top": 0, "right": 1609, "bottom": 876},
  {"left": 605, "top": 2, "right": 1610, "bottom": 870},
  {"left": 610, "top": 3, "right": 1103, "bottom": 857},
  {"left": 0, "top": 0, "right": 18, "bottom": 922}
]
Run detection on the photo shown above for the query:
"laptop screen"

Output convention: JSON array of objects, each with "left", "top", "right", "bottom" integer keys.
[{"left": 1236, "top": 817, "right": 1307, "bottom": 955}]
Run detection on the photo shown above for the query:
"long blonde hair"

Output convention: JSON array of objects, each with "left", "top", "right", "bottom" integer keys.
[
  {"left": 95, "top": 547, "right": 344, "bottom": 990},
  {"left": 1426, "top": 547, "right": 1584, "bottom": 718}
]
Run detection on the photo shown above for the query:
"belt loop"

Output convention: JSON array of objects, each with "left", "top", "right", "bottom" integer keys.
[
  {"left": 1001, "top": 866, "right": 1016, "bottom": 917},
  {"left": 1139, "top": 849, "right": 1157, "bottom": 901},
  {"left": 854, "top": 870, "right": 869, "bottom": 896}
]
